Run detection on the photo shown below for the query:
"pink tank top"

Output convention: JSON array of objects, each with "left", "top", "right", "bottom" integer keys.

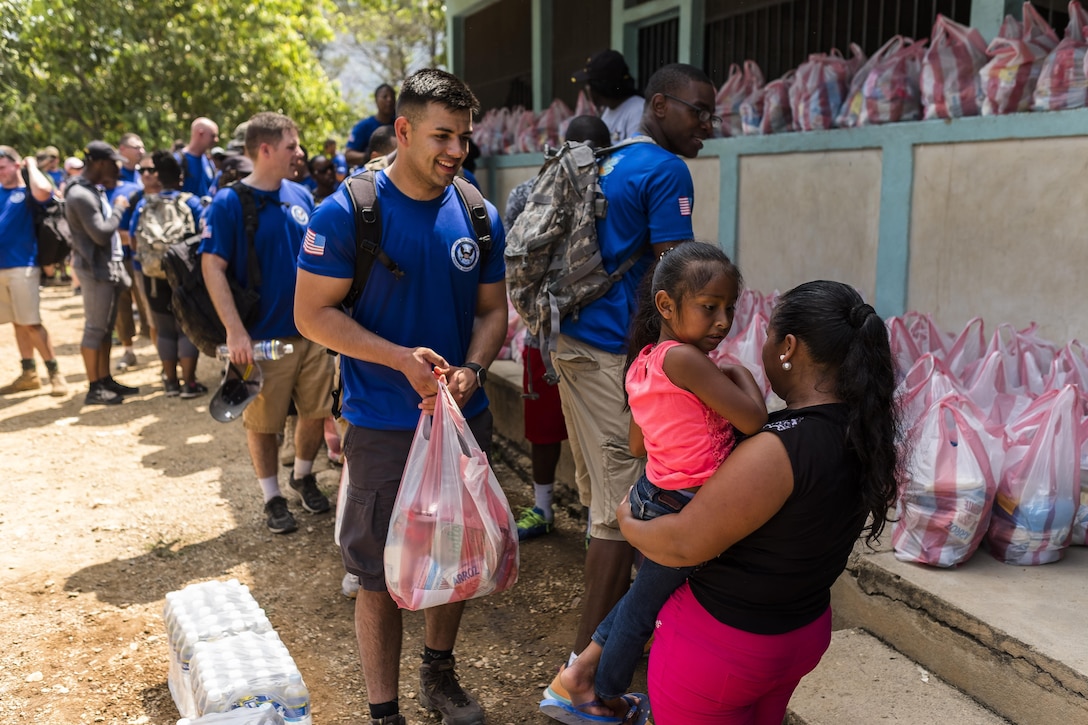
[{"left": 625, "top": 341, "right": 737, "bottom": 490}]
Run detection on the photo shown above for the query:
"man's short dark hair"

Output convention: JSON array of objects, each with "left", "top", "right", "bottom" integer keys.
[
  {"left": 366, "top": 124, "right": 397, "bottom": 158},
  {"left": 396, "top": 69, "right": 480, "bottom": 122},
  {"left": 565, "top": 115, "right": 611, "bottom": 149},
  {"left": 152, "top": 149, "right": 183, "bottom": 188},
  {"left": 643, "top": 63, "right": 714, "bottom": 101},
  {"left": 244, "top": 112, "right": 298, "bottom": 158}
]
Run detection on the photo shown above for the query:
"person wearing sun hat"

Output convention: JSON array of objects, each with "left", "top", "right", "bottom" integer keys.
[
  {"left": 572, "top": 49, "right": 645, "bottom": 143},
  {"left": 64, "top": 140, "right": 140, "bottom": 405}
]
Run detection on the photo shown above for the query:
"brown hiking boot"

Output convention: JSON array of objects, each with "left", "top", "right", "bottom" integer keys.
[
  {"left": 1, "top": 369, "right": 41, "bottom": 394},
  {"left": 48, "top": 371, "right": 69, "bottom": 397}
]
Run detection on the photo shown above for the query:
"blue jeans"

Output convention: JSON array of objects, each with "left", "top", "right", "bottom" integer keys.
[{"left": 591, "top": 475, "right": 696, "bottom": 700}]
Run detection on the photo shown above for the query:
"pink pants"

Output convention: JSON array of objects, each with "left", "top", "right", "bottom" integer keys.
[{"left": 647, "top": 583, "right": 832, "bottom": 725}]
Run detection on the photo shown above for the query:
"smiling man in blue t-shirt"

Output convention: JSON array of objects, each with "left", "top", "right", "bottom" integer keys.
[
  {"left": 200, "top": 112, "right": 334, "bottom": 536},
  {"left": 295, "top": 69, "right": 506, "bottom": 725}
]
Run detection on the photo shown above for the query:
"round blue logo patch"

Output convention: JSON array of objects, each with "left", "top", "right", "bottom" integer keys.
[
  {"left": 10, "top": 191, "right": 25, "bottom": 204},
  {"left": 450, "top": 237, "right": 479, "bottom": 272},
  {"left": 290, "top": 205, "right": 309, "bottom": 225}
]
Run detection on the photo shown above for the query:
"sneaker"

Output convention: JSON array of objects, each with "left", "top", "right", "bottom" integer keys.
[
  {"left": 84, "top": 382, "right": 122, "bottom": 406},
  {"left": 288, "top": 473, "right": 331, "bottom": 514},
  {"left": 179, "top": 380, "right": 208, "bottom": 399},
  {"left": 162, "top": 375, "right": 182, "bottom": 397},
  {"left": 516, "top": 506, "right": 553, "bottom": 541},
  {"left": 48, "top": 371, "right": 68, "bottom": 397},
  {"left": 264, "top": 496, "right": 298, "bottom": 534},
  {"left": 102, "top": 376, "right": 139, "bottom": 396},
  {"left": 342, "top": 572, "right": 360, "bottom": 599},
  {"left": 0, "top": 369, "right": 41, "bottom": 394},
  {"left": 116, "top": 349, "right": 137, "bottom": 371},
  {"left": 369, "top": 715, "right": 406, "bottom": 725},
  {"left": 419, "top": 656, "right": 484, "bottom": 725},
  {"left": 280, "top": 415, "right": 297, "bottom": 466}
]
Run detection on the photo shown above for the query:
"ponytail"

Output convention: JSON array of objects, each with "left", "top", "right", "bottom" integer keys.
[{"left": 770, "top": 282, "right": 902, "bottom": 545}]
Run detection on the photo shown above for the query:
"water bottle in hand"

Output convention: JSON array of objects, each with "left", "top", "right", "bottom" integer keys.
[{"left": 216, "top": 340, "right": 294, "bottom": 361}]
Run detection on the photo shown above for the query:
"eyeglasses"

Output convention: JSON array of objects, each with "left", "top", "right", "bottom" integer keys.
[
  {"left": 138, "top": 166, "right": 155, "bottom": 173},
  {"left": 662, "top": 93, "right": 722, "bottom": 129}
]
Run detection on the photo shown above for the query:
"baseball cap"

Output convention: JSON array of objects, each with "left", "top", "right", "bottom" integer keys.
[
  {"left": 84, "top": 140, "right": 125, "bottom": 163},
  {"left": 571, "top": 49, "right": 635, "bottom": 91},
  {"left": 211, "top": 146, "right": 228, "bottom": 159},
  {"left": 64, "top": 156, "right": 84, "bottom": 171},
  {"left": 210, "top": 361, "right": 264, "bottom": 423}
]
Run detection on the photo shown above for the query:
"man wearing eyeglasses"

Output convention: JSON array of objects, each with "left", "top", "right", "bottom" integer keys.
[
  {"left": 117, "top": 133, "right": 146, "bottom": 187},
  {"left": 0, "top": 145, "right": 68, "bottom": 397},
  {"left": 549, "top": 62, "right": 719, "bottom": 662}
]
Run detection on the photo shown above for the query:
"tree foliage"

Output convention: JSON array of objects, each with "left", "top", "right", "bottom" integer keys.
[
  {"left": 334, "top": 0, "right": 446, "bottom": 93},
  {"left": 0, "top": 0, "right": 353, "bottom": 156}
]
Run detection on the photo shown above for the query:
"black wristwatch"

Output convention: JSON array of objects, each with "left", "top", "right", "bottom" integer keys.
[{"left": 464, "top": 362, "right": 487, "bottom": 388}]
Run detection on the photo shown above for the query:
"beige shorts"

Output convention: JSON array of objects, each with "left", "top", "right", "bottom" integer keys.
[
  {"left": 552, "top": 334, "right": 645, "bottom": 541},
  {"left": 242, "top": 337, "right": 334, "bottom": 434},
  {"left": 0, "top": 266, "right": 42, "bottom": 326}
]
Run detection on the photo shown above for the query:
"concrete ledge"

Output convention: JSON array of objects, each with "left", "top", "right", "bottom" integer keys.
[
  {"left": 786, "top": 629, "right": 1009, "bottom": 724},
  {"left": 831, "top": 547, "right": 1088, "bottom": 724}
]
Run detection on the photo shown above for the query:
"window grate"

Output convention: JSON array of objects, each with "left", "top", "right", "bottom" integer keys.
[{"left": 638, "top": 17, "right": 680, "bottom": 91}]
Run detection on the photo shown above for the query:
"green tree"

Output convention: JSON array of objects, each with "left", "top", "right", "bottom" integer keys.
[
  {"left": 0, "top": 0, "right": 352, "bottom": 156},
  {"left": 334, "top": 0, "right": 446, "bottom": 93}
]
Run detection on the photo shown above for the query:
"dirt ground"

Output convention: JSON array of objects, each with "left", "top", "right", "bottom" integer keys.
[{"left": 0, "top": 286, "right": 647, "bottom": 724}]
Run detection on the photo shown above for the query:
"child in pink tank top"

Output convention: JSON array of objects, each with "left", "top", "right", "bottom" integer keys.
[{"left": 545, "top": 242, "right": 767, "bottom": 722}]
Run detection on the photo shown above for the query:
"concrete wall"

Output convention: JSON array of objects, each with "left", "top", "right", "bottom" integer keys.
[
  {"left": 909, "top": 137, "right": 1088, "bottom": 346},
  {"left": 736, "top": 150, "right": 882, "bottom": 302}
]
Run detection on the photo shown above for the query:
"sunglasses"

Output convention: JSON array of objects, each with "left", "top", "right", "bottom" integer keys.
[
  {"left": 138, "top": 166, "right": 155, "bottom": 173},
  {"left": 662, "top": 93, "right": 723, "bottom": 129}
]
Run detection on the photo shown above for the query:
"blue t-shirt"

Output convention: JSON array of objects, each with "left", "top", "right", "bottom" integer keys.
[
  {"left": 332, "top": 153, "right": 348, "bottom": 178},
  {"left": 346, "top": 116, "right": 383, "bottom": 153},
  {"left": 120, "top": 166, "right": 143, "bottom": 187},
  {"left": 107, "top": 182, "right": 142, "bottom": 260},
  {"left": 199, "top": 181, "right": 315, "bottom": 340},
  {"left": 0, "top": 186, "right": 44, "bottom": 268},
  {"left": 179, "top": 151, "right": 216, "bottom": 198},
  {"left": 47, "top": 169, "right": 65, "bottom": 187},
  {"left": 562, "top": 140, "right": 695, "bottom": 354},
  {"left": 297, "top": 171, "right": 507, "bottom": 431}
]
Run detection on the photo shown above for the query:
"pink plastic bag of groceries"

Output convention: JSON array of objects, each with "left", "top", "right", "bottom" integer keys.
[
  {"left": 1034, "top": 1, "right": 1088, "bottom": 110},
  {"left": 839, "top": 37, "right": 903, "bottom": 127},
  {"left": 790, "top": 49, "right": 853, "bottom": 131},
  {"left": 893, "top": 393, "right": 1002, "bottom": 567},
  {"left": 385, "top": 380, "right": 519, "bottom": 610},
  {"left": 981, "top": 3, "right": 1059, "bottom": 115},
  {"left": 859, "top": 38, "right": 928, "bottom": 125},
  {"left": 922, "top": 14, "right": 990, "bottom": 119},
  {"left": 743, "top": 71, "right": 795, "bottom": 135},
  {"left": 716, "top": 61, "right": 764, "bottom": 137},
  {"left": 986, "top": 385, "right": 1084, "bottom": 565}
]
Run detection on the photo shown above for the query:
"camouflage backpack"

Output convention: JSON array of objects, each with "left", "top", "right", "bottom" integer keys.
[
  {"left": 134, "top": 192, "right": 198, "bottom": 279},
  {"left": 504, "top": 137, "right": 651, "bottom": 382}
]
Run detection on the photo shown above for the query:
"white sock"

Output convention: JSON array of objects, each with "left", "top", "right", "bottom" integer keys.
[
  {"left": 124, "top": 345, "right": 134, "bottom": 354},
  {"left": 294, "top": 458, "right": 313, "bottom": 477},
  {"left": 259, "top": 476, "right": 281, "bottom": 502},
  {"left": 533, "top": 482, "right": 554, "bottom": 520}
]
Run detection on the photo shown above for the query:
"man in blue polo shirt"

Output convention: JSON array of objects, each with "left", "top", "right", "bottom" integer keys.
[
  {"left": 0, "top": 145, "right": 67, "bottom": 396},
  {"left": 344, "top": 83, "right": 396, "bottom": 170},
  {"left": 295, "top": 68, "right": 507, "bottom": 725},
  {"left": 178, "top": 117, "right": 218, "bottom": 198},
  {"left": 550, "top": 63, "right": 720, "bottom": 662},
  {"left": 201, "top": 111, "right": 334, "bottom": 535}
]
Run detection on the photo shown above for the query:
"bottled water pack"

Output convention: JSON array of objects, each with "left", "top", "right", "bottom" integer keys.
[{"left": 164, "top": 579, "right": 310, "bottom": 724}]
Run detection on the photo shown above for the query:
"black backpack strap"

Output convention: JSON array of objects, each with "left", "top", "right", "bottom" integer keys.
[
  {"left": 452, "top": 176, "right": 492, "bottom": 264},
  {"left": 341, "top": 170, "right": 403, "bottom": 310},
  {"left": 228, "top": 182, "right": 262, "bottom": 290}
]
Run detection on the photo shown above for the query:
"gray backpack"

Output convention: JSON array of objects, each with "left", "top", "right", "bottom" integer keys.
[
  {"left": 505, "top": 137, "right": 651, "bottom": 382},
  {"left": 135, "top": 192, "right": 198, "bottom": 279}
]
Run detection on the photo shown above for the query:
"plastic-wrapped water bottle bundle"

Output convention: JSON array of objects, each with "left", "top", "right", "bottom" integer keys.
[{"left": 164, "top": 580, "right": 311, "bottom": 724}]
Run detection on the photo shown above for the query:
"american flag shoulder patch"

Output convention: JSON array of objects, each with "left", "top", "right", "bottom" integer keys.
[
  {"left": 678, "top": 197, "right": 692, "bottom": 216},
  {"left": 302, "top": 228, "right": 326, "bottom": 256}
]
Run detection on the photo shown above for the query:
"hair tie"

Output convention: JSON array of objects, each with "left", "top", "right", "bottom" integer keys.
[{"left": 849, "top": 303, "right": 875, "bottom": 329}]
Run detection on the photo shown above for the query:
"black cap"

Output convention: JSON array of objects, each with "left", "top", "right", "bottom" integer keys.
[
  {"left": 84, "top": 140, "right": 125, "bottom": 163},
  {"left": 572, "top": 50, "right": 635, "bottom": 91}
]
